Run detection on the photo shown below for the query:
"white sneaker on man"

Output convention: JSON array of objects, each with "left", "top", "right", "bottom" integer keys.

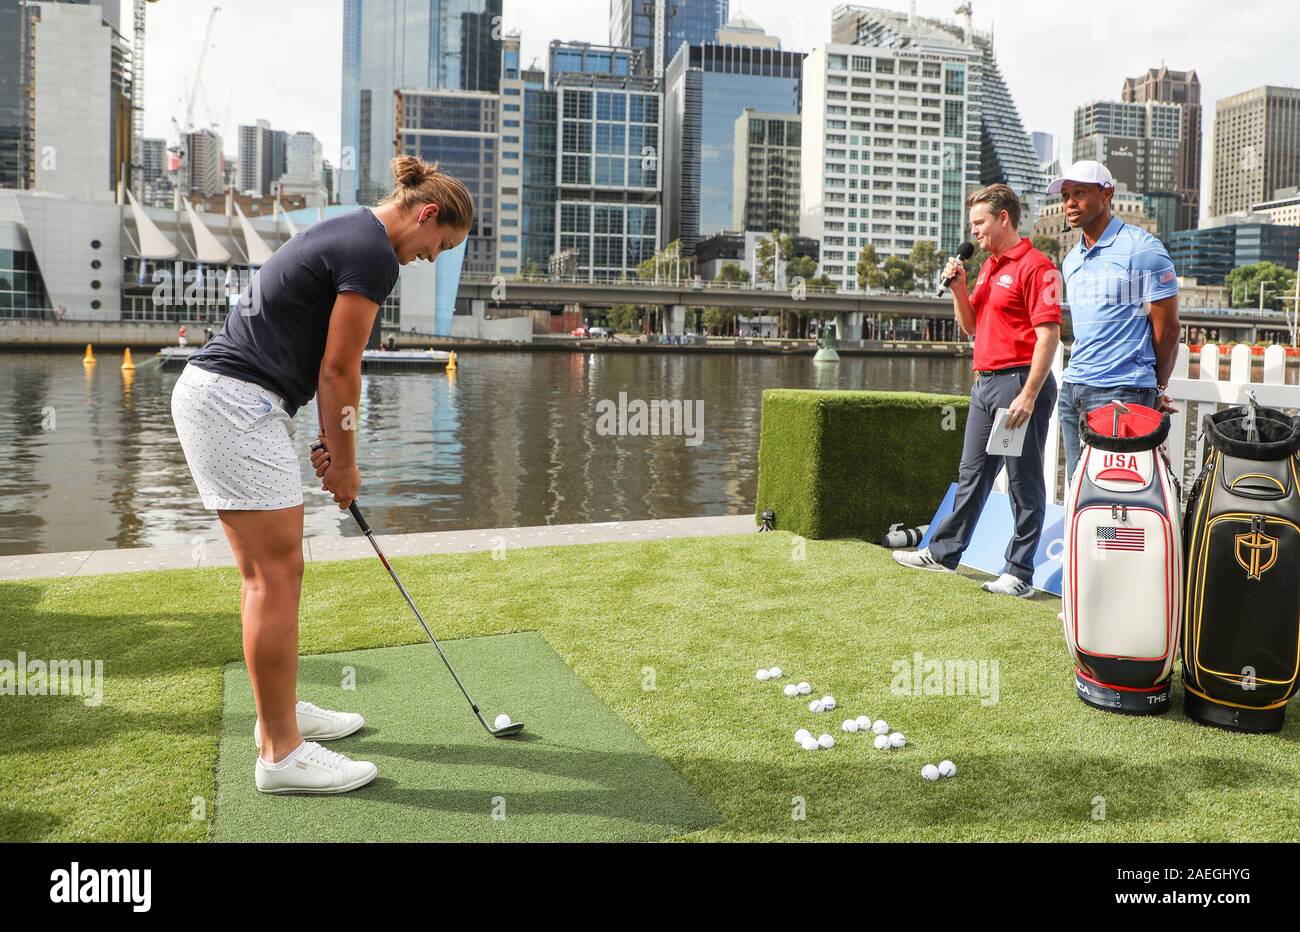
[
  {"left": 255, "top": 741, "right": 378, "bottom": 795},
  {"left": 891, "top": 547, "right": 954, "bottom": 573},
  {"left": 981, "top": 573, "right": 1035, "bottom": 598},
  {"left": 253, "top": 700, "right": 365, "bottom": 749}
]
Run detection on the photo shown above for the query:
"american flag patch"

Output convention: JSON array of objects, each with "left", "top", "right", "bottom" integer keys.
[{"left": 1097, "top": 526, "right": 1145, "bottom": 551}]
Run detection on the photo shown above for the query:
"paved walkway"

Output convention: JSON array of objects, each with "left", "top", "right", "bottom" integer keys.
[{"left": 0, "top": 514, "right": 757, "bottom": 582}]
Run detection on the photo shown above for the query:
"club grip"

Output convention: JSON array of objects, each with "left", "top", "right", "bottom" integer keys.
[{"left": 349, "top": 502, "right": 371, "bottom": 534}]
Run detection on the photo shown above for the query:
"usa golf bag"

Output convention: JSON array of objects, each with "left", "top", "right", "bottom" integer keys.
[
  {"left": 1063, "top": 401, "right": 1182, "bottom": 714},
  {"left": 1182, "top": 402, "right": 1300, "bottom": 733}
]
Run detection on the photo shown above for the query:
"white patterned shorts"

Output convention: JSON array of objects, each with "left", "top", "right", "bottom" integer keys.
[{"left": 171, "top": 364, "right": 304, "bottom": 511}]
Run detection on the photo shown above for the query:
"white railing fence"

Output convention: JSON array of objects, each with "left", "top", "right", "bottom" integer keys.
[{"left": 996, "top": 342, "right": 1300, "bottom": 507}]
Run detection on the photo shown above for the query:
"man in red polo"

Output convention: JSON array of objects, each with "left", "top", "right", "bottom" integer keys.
[{"left": 893, "top": 183, "right": 1061, "bottom": 598}]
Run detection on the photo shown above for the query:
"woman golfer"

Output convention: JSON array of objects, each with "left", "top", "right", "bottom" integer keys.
[{"left": 171, "top": 155, "right": 472, "bottom": 794}]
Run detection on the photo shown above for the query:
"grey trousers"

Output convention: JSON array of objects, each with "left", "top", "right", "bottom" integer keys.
[{"left": 927, "top": 367, "right": 1057, "bottom": 582}]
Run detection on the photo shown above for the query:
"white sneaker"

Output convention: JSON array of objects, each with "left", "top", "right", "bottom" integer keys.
[
  {"left": 255, "top": 741, "right": 378, "bottom": 795},
  {"left": 891, "top": 547, "right": 953, "bottom": 573},
  {"left": 981, "top": 573, "right": 1035, "bottom": 598},
  {"left": 253, "top": 700, "right": 365, "bottom": 749}
]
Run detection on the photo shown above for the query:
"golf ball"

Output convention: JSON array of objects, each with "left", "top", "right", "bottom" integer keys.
[
  {"left": 783, "top": 683, "right": 799, "bottom": 697},
  {"left": 873, "top": 734, "right": 890, "bottom": 750},
  {"left": 494, "top": 713, "right": 512, "bottom": 728},
  {"left": 800, "top": 737, "right": 821, "bottom": 751},
  {"left": 921, "top": 764, "right": 941, "bottom": 781},
  {"left": 855, "top": 715, "right": 872, "bottom": 729},
  {"left": 871, "top": 719, "right": 890, "bottom": 736},
  {"left": 769, "top": 667, "right": 783, "bottom": 678},
  {"left": 795, "top": 728, "right": 812, "bottom": 743},
  {"left": 820, "top": 695, "right": 836, "bottom": 710},
  {"left": 889, "top": 732, "right": 907, "bottom": 748},
  {"left": 938, "top": 760, "right": 957, "bottom": 778},
  {"left": 756, "top": 668, "right": 770, "bottom": 681},
  {"left": 817, "top": 733, "right": 835, "bottom": 749},
  {"left": 841, "top": 719, "right": 859, "bottom": 733},
  {"left": 797, "top": 682, "right": 812, "bottom": 695},
  {"left": 809, "top": 699, "right": 825, "bottom": 713}
]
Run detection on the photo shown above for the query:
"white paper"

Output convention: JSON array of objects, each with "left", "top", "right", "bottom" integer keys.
[{"left": 986, "top": 407, "right": 1026, "bottom": 458}]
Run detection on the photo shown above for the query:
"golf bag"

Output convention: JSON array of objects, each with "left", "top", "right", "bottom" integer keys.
[
  {"left": 1063, "top": 401, "right": 1182, "bottom": 714},
  {"left": 1182, "top": 402, "right": 1300, "bottom": 733}
]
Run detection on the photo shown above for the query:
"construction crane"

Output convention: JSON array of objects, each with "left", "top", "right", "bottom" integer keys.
[
  {"left": 128, "top": 0, "right": 160, "bottom": 200},
  {"left": 170, "top": 5, "right": 221, "bottom": 193}
]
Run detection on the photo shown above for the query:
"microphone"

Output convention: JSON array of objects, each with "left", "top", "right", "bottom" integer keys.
[{"left": 937, "top": 241, "right": 975, "bottom": 297}]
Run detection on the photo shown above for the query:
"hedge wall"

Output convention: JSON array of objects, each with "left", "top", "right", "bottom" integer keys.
[{"left": 755, "top": 390, "right": 970, "bottom": 541}]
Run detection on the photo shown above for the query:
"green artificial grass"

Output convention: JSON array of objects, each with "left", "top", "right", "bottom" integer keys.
[
  {"left": 3, "top": 532, "right": 1300, "bottom": 842},
  {"left": 756, "top": 390, "right": 970, "bottom": 541},
  {"left": 214, "top": 633, "right": 719, "bottom": 842}
]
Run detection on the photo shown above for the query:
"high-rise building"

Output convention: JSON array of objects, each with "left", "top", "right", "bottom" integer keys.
[
  {"left": 279, "top": 131, "right": 326, "bottom": 207},
  {"left": 1031, "top": 131, "right": 1053, "bottom": 165},
  {"left": 341, "top": 0, "right": 503, "bottom": 207},
  {"left": 801, "top": 43, "right": 975, "bottom": 291},
  {"left": 551, "top": 40, "right": 662, "bottom": 281},
  {"left": 663, "top": 18, "right": 803, "bottom": 253},
  {"left": 238, "top": 120, "right": 288, "bottom": 198},
  {"left": 185, "top": 128, "right": 224, "bottom": 198},
  {"left": 519, "top": 60, "right": 556, "bottom": 274},
  {"left": 1122, "top": 66, "right": 1202, "bottom": 231},
  {"left": 733, "top": 109, "right": 801, "bottom": 235},
  {"left": 1210, "top": 86, "right": 1300, "bottom": 217},
  {"left": 495, "top": 33, "right": 525, "bottom": 277},
  {"left": 1168, "top": 217, "right": 1300, "bottom": 285},
  {"left": 610, "top": 0, "right": 729, "bottom": 78},
  {"left": 395, "top": 88, "right": 499, "bottom": 276},
  {"left": 831, "top": 3, "right": 1044, "bottom": 233},
  {"left": 1072, "top": 99, "right": 1182, "bottom": 239},
  {"left": 1252, "top": 187, "right": 1300, "bottom": 226}
]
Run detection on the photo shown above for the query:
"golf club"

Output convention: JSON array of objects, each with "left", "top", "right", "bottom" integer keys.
[{"left": 315, "top": 443, "right": 524, "bottom": 738}]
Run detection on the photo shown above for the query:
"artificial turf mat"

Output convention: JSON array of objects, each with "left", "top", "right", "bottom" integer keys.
[
  {"left": 4, "top": 531, "right": 1300, "bottom": 842},
  {"left": 212, "top": 633, "right": 720, "bottom": 842}
]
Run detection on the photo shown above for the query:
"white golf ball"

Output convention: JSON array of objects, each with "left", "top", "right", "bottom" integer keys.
[
  {"left": 494, "top": 713, "right": 512, "bottom": 728},
  {"left": 871, "top": 719, "right": 889, "bottom": 735},
  {"left": 756, "top": 668, "right": 770, "bottom": 681},
  {"left": 783, "top": 683, "right": 799, "bottom": 697},
  {"left": 800, "top": 736, "right": 821, "bottom": 751},
  {"left": 841, "top": 719, "right": 859, "bottom": 733},
  {"left": 855, "top": 715, "right": 872, "bottom": 729},
  {"left": 938, "top": 760, "right": 957, "bottom": 778},
  {"left": 818, "top": 733, "right": 835, "bottom": 749},
  {"left": 820, "top": 695, "right": 836, "bottom": 710},
  {"left": 794, "top": 728, "right": 812, "bottom": 743},
  {"left": 889, "top": 732, "right": 907, "bottom": 748},
  {"left": 797, "top": 682, "right": 812, "bottom": 695},
  {"left": 873, "top": 734, "right": 890, "bottom": 750},
  {"left": 769, "top": 667, "right": 783, "bottom": 678},
  {"left": 921, "top": 764, "right": 941, "bottom": 781}
]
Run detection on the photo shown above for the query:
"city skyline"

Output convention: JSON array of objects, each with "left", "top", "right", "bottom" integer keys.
[{"left": 117, "top": 0, "right": 1300, "bottom": 224}]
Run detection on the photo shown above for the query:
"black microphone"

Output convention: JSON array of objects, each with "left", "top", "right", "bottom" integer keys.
[{"left": 937, "top": 241, "right": 975, "bottom": 297}]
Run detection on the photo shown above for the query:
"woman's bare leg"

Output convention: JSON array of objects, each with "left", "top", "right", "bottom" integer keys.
[{"left": 218, "top": 505, "right": 306, "bottom": 764}]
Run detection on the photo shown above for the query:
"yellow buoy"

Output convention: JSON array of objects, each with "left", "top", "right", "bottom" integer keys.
[
  {"left": 83, "top": 343, "right": 95, "bottom": 364},
  {"left": 446, "top": 350, "right": 457, "bottom": 372},
  {"left": 121, "top": 347, "right": 135, "bottom": 370}
]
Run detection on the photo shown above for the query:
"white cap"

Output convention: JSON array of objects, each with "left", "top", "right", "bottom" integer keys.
[{"left": 1047, "top": 159, "right": 1115, "bottom": 195}]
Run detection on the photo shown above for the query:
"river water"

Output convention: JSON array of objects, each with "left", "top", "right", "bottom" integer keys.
[{"left": 0, "top": 350, "right": 977, "bottom": 555}]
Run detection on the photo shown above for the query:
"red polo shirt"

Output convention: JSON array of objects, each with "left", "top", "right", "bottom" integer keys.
[{"left": 968, "top": 237, "right": 1061, "bottom": 370}]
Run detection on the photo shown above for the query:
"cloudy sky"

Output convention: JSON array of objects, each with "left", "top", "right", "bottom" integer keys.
[{"left": 125, "top": 0, "right": 1298, "bottom": 219}]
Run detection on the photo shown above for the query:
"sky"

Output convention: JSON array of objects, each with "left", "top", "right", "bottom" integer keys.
[{"left": 124, "top": 0, "right": 1300, "bottom": 220}]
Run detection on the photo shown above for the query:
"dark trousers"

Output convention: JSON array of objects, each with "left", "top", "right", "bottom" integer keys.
[
  {"left": 928, "top": 367, "right": 1057, "bottom": 582},
  {"left": 1057, "top": 381, "right": 1161, "bottom": 482}
]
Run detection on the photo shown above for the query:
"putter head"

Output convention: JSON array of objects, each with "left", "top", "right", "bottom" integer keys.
[{"left": 490, "top": 721, "right": 525, "bottom": 738}]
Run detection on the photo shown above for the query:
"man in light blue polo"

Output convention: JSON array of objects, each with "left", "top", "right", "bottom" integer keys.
[{"left": 1053, "top": 160, "right": 1182, "bottom": 481}]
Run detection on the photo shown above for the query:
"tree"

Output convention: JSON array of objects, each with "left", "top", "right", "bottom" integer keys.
[
  {"left": 786, "top": 253, "right": 818, "bottom": 285},
  {"left": 1225, "top": 261, "right": 1296, "bottom": 312},
  {"left": 908, "top": 240, "right": 943, "bottom": 291},
  {"left": 607, "top": 303, "right": 642, "bottom": 332},
  {"left": 1031, "top": 235, "right": 1060, "bottom": 266},
  {"left": 701, "top": 306, "right": 737, "bottom": 335},
  {"left": 520, "top": 258, "right": 542, "bottom": 278},
  {"left": 856, "top": 244, "right": 885, "bottom": 291},
  {"left": 714, "top": 261, "right": 751, "bottom": 285},
  {"left": 880, "top": 256, "right": 916, "bottom": 293}
]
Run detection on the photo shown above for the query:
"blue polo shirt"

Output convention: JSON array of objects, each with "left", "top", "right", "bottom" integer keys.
[{"left": 1061, "top": 215, "right": 1178, "bottom": 388}]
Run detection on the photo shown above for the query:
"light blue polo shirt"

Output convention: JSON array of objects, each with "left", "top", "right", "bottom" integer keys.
[{"left": 1061, "top": 214, "right": 1179, "bottom": 388}]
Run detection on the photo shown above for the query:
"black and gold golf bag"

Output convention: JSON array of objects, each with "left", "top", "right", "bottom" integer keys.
[{"left": 1182, "top": 402, "right": 1300, "bottom": 732}]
